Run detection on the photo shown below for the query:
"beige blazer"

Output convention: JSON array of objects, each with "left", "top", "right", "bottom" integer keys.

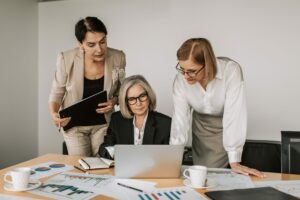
[{"left": 49, "top": 47, "right": 126, "bottom": 123}]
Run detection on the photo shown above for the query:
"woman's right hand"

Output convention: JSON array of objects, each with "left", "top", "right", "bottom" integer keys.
[{"left": 51, "top": 112, "right": 71, "bottom": 128}]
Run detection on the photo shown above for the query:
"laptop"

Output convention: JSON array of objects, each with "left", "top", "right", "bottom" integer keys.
[{"left": 114, "top": 145, "right": 184, "bottom": 178}]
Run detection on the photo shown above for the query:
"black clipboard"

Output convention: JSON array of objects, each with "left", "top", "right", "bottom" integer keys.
[{"left": 59, "top": 90, "right": 107, "bottom": 131}]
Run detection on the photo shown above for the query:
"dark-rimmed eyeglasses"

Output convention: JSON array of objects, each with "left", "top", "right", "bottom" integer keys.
[
  {"left": 175, "top": 63, "right": 205, "bottom": 78},
  {"left": 127, "top": 92, "right": 148, "bottom": 105}
]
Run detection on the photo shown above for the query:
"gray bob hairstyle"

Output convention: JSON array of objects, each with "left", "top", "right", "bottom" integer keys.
[{"left": 119, "top": 75, "right": 156, "bottom": 119}]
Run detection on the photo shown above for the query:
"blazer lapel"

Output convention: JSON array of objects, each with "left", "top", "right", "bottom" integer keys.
[
  {"left": 121, "top": 118, "right": 134, "bottom": 144},
  {"left": 142, "top": 112, "right": 155, "bottom": 144},
  {"left": 104, "top": 49, "right": 113, "bottom": 97},
  {"left": 72, "top": 49, "right": 84, "bottom": 101}
]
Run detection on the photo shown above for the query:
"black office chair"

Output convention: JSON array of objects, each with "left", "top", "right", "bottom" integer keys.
[
  {"left": 241, "top": 140, "right": 281, "bottom": 173},
  {"left": 182, "top": 146, "right": 193, "bottom": 165},
  {"left": 62, "top": 141, "right": 68, "bottom": 155},
  {"left": 281, "top": 131, "right": 300, "bottom": 174}
]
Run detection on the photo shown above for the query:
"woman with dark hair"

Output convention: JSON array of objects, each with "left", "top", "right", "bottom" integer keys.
[
  {"left": 98, "top": 75, "right": 171, "bottom": 159},
  {"left": 49, "top": 16, "right": 126, "bottom": 156},
  {"left": 170, "top": 38, "right": 265, "bottom": 177}
]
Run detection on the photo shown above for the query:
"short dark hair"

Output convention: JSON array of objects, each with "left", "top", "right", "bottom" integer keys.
[{"left": 75, "top": 16, "right": 107, "bottom": 43}]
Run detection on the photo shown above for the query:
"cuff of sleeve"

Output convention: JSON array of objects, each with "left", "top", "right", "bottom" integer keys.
[{"left": 228, "top": 150, "right": 242, "bottom": 163}]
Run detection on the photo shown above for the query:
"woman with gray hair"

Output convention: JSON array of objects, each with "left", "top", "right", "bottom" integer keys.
[{"left": 98, "top": 75, "right": 171, "bottom": 159}]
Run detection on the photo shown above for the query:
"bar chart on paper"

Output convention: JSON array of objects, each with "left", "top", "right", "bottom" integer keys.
[
  {"left": 135, "top": 187, "right": 206, "bottom": 200},
  {"left": 34, "top": 183, "right": 95, "bottom": 200},
  {"left": 45, "top": 172, "right": 113, "bottom": 188},
  {"left": 60, "top": 173, "right": 111, "bottom": 187},
  {"left": 29, "top": 172, "right": 113, "bottom": 200}
]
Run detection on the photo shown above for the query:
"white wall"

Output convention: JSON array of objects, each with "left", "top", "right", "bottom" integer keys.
[
  {"left": 38, "top": 0, "right": 300, "bottom": 155},
  {"left": 0, "top": 0, "right": 38, "bottom": 168}
]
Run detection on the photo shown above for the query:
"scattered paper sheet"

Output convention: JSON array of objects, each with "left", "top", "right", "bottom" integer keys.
[
  {"left": 0, "top": 194, "right": 38, "bottom": 200},
  {"left": 29, "top": 172, "right": 157, "bottom": 200},
  {"left": 98, "top": 178, "right": 157, "bottom": 199},
  {"left": 28, "top": 161, "right": 74, "bottom": 179},
  {"left": 125, "top": 186, "right": 207, "bottom": 200},
  {"left": 44, "top": 172, "right": 113, "bottom": 188},
  {"left": 206, "top": 168, "right": 254, "bottom": 191},
  {"left": 30, "top": 183, "right": 99, "bottom": 200},
  {"left": 254, "top": 180, "right": 300, "bottom": 197},
  {"left": 29, "top": 172, "right": 113, "bottom": 200}
]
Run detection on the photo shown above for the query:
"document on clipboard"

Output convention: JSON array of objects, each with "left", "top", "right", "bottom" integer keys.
[{"left": 59, "top": 90, "right": 107, "bottom": 131}]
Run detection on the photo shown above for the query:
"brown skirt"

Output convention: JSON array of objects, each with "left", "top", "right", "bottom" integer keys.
[{"left": 192, "top": 111, "right": 228, "bottom": 168}]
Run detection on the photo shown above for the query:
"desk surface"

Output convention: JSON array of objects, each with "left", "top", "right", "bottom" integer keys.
[{"left": 1, "top": 154, "right": 300, "bottom": 199}]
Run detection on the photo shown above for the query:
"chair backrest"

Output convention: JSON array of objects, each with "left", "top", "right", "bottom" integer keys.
[
  {"left": 241, "top": 140, "right": 281, "bottom": 173},
  {"left": 182, "top": 146, "right": 193, "bottom": 165},
  {"left": 281, "top": 131, "right": 300, "bottom": 174}
]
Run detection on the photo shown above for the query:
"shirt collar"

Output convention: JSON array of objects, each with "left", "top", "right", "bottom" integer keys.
[{"left": 133, "top": 111, "right": 149, "bottom": 130}]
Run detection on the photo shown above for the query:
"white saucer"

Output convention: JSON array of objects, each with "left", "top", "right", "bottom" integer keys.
[
  {"left": 183, "top": 179, "right": 217, "bottom": 189},
  {"left": 4, "top": 180, "right": 42, "bottom": 192}
]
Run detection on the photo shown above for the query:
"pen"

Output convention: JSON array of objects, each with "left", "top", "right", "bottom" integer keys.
[
  {"left": 58, "top": 116, "right": 61, "bottom": 132},
  {"left": 74, "top": 165, "right": 89, "bottom": 174},
  {"left": 117, "top": 182, "right": 143, "bottom": 192}
]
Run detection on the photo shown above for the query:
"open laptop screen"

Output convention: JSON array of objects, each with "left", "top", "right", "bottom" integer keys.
[{"left": 114, "top": 145, "right": 184, "bottom": 178}]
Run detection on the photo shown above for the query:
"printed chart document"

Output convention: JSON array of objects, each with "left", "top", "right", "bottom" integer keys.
[
  {"left": 28, "top": 161, "right": 73, "bottom": 180},
  {"left": 125, "top": 186, "right": 207, "bottom": 200},
  {"left": 78, "top": 157, "right": 114, "bottom": 170},
  {"left": 30, "top": 172, "right": 114, "bottom": 200},
  {"left": 254, "top": 180, "right": 300, "bottom": 197}
]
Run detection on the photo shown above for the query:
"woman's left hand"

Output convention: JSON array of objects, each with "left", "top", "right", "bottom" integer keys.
[
  {"left": 230, "top": 162, "right": 266, "bottom": 178},
  {"left": 96, "top": 97, "right": 117, "bottom": 114}
]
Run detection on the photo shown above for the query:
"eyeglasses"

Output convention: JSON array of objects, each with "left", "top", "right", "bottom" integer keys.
[
  {"left": 175, "top": 63, "right": 205, "bottom": 78},
  {"left": 127, "top": 92, "right": 148, "bottom": 105}
]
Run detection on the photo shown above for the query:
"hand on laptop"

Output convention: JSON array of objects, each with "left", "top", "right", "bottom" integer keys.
[{"left": 230, "top": 162, "right": 266, "bottom": 178}]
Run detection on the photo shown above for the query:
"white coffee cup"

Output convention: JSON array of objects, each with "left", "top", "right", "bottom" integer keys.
[
  {"left": 4, "top": 167, "right": 31, "bottom": 190},
  {"left": 183, "top": 165, "right": 207, "bottom": 187}
]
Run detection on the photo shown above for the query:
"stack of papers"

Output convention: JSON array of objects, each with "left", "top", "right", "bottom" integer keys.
[{"left": 206, "top": 168, "right": 254, "bottom": 191}]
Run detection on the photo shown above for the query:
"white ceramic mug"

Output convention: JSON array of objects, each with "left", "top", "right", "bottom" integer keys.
[
  {"left": 183, "top": 165, "right": 207, "bottom": 187},
  {"left": 4, "top": 167, "right": 31, "bottom": 190}
]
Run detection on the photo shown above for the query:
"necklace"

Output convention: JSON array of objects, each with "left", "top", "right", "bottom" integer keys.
[
  {"left": 84, "top": 65, "right": 104, "bottom": 80},
  {"left": 138, "top": 128, "right": 141, "bottom": 139}
]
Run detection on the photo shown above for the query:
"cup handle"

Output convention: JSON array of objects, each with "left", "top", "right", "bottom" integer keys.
[
  {"left": 183, "top": 169, "right": 190, "bottom": 179},
  {"left": 4, "top": 172, "right": 12, "bottom": 184}
]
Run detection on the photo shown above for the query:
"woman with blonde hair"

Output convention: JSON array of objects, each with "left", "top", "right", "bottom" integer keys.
[
  {"left": 99, "top": 75, "right": 171, "bottom": 159},
  {"left": 170, "top": 38, "right": 265, "bottom": 177}
]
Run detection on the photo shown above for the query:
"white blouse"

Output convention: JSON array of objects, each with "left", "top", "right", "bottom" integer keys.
[
  {"left": 133, "top": 112, "right": 148, "bottom": 145},
  {"left": 170, "top": 57, "right": 247, "bottom": 163}
]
